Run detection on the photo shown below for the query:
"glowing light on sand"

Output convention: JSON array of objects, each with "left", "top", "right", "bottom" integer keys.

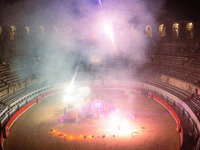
[
  {"left": 50, "top": 130, "right": 95, "bottom": 140},
  {"left": 69, "top": 135, "right": 74, "bottom": 140},
  {"left": 108, "top": 113, "right": 133, "bottom": 136},
  {"left": 79, "top": 135, "right": 84, "bottom": 139},
  {"left": 88, "top": 135, "right": 93, "bottom": 139}
]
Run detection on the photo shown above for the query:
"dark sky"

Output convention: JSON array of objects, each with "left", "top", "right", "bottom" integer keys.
[
  {"left": 164, "top": 0, "right": 200, "bottom": 21},
  {"left": 0, "top": 0, "right": 200, "bottom": 22}
]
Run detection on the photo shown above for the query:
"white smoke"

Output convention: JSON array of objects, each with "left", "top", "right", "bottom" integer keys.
[
  {"left": 0, "top": 0, "right": 165, "bottom": 82},
  {"left": 63, "top": 86, "right": 91, "bottom": 108}
]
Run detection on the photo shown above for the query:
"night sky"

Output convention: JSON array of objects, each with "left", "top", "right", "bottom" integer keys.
[
  {"left": 0, "top": 0, "right": 200, "bottom": 23},
  {"left": 164, "top": 0, "right": 200, "bottom": 21}
]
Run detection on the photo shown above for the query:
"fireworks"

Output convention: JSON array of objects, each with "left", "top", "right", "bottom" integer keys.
[{"left": 104, "top": 23, "right": 118, "bottom": 59}]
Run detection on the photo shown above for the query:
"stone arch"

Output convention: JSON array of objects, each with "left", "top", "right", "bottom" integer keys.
[
  {"left": 186, "top": 22, "right": 194, "bottom": 39},
  {"left": 159, "top": 24, "right": 166, "bottom": 37},
  {"left": 64, "top": 26, "right": 71, "bottom": 39},
  {"left": 0, "top": 26, "right": 2, "bottom": 41},
  {"left": 52, "top": 26, "right": 58, "bottom": 39},
  {"left": 39, "top": 25, "right": 44, "bottom": 39},
  {"left": 0, "top": 26, "right": 2, "bottom": 36},
  {"left": 10, "top": 26, "right": 16, "bottom": 40},
  {"left": 145, "top": 25, "right": 152, "bottom": 38},
  {"left": 172, "top": 23, "right": 179, "bottom": 39},
  {"left": 25, "top": 26, "right": 30, "bottom": 39}
]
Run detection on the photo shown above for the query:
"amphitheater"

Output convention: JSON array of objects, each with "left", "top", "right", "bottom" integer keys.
[{"left": 1, "top": 2, "right": 200, "bottom": 150}]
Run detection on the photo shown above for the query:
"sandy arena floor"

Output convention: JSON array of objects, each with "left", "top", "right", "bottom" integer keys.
[{"left": 4, "top": 89, "right": 180, "bottom": 150}]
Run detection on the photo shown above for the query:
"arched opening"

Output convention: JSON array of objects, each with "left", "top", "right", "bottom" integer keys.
[
  {"left": 159, "top": 24, "right": 166, "bottom": 37},
  {"left": 25, "top": 26, "right": 30, "bottom": 39},
  {"left": 0, "top": 26, "right": 2, "bottom": 36},
  {"left": 0, "top": 26, "right": 2, "bottom": 41},
  {"left": 39, "top": 26, "right": 44, "bottom": 39},
  {"left": 64, "top": 26, "right": 71, "bottom": 39},
  {"left": 10, "top": 26, "right": 16, "bottom": 40},
  {"left": 172, "top": 23, "right": 179, "bottom": 39},
  {"left": 131, "top": 24, "right": 137, "bottom": 35},
  {"left": 145, "top": 25, "right": 152, "bottom": 38},
  {"left": 52, "top": 26, "right": 58, "bottom": 39},
  {"left": 186, "top": 22, "right": 194, "bottom": 39}
]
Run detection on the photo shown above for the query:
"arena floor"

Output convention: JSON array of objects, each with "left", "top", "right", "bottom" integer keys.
[{"left": 4, "top": 88, "right": 180, "bottom": 150}]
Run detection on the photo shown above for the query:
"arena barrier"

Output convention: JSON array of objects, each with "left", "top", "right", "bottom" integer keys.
[
  {"left": 152, "top": 93, "right": 184, "bottom": 148},
  {"left": 0, "top": 132, "right": 3, "bottom": 150},
  {"left": 0, "top": 86, "right": 61, "bottom": 149},
  {"left": 0, "top": 84, "right": 183, "bottom": 149},
  {"left": 4, "top": 99, "right": 37, "bottom": 137},
  {"left": 3, "top": 89, "right": 60, "bottom": 138}
]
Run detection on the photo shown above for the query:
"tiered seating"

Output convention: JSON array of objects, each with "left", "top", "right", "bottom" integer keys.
[
  {"left": 138, "top": 43, "right": 200, "bottom": 123},
  {"left": 0, "top": 59, "right": 37, "bottom": 97},
  {"left": 0, "top": 63, "right": 9, "bottom": 97},
  {"left": 147, "top": 54, "right": 200, "bottom": 85},
  {"left": 149, "top": 55, "right": 190, "bottom": 80}
]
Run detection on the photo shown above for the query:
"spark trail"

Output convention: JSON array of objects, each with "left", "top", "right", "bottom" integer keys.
[{"left": 68, "top": 57, "right": 82, "bottom": 94}]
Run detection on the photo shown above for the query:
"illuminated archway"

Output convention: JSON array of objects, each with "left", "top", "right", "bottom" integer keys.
[
  {"left": 186, "top": 22, "right": 194, "bottom": 39},
  {"left": 172, "top": 23, "right": 179, "bottom": 39},
  {"left": 10, "top": 26, "right": 16, "bottom": 40},
  {"left": 39, "top": 26, "right": 44, "bottom": 39},
  {"left": 25, "top": 26, "right": 30, "bottom": 39},
  {"left": 0, "top": 26, "right": 2, "bottom": 38},
  {"left": 159, "top": 24, "right": 166, "bottom": 37},
  {"left": 52, "top": 26, "right": 58, "bottom": 39},
  {"left": 39, "top": 26, "right": 44, "bottom": 34},
  {"left": 145, "top": 25, "right": 152, "bottom": 38}
]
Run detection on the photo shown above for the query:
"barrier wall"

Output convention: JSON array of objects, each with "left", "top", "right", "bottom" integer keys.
[
  {"left": 162, "top": 74, "right": 200, "bottom": 94},
  {"left": 134, "top": 81, "right": 200, "bottom": 133},
  {"left": 152, "top": 94, "right": 183, "bottom": 147},
  {"left": 4, "top": 99, "right": 37, "bottom": 137},
  {"left": 0, "top": 86, "right": 60, "bottom": 149},
  {"left": 0, "top": 132, "right": 3, "bottom": 150},
  {"left": 153, "top": 94, "right": 181, "bottom": 126}
]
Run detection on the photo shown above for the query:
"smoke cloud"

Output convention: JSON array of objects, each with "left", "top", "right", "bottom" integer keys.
[{"left": 0, "top": 0, "right": 165, "bottom": 83}]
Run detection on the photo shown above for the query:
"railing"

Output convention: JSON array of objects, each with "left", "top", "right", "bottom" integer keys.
[{"left": 0, "top": 85, "right": 53, "bottom": 130}]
